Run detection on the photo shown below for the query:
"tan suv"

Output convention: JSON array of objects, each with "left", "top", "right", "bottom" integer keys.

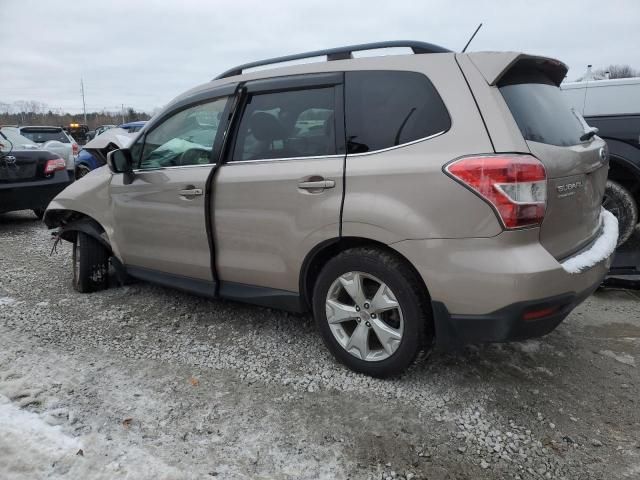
[{"left": 45, "top": 41, "right": 618, "bottom": 377}]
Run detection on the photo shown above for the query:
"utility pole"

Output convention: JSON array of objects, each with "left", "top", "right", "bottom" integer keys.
[
  {"left": 80, "top": 78, "right": 87, "bottom": 125},
  {"left": 121, "top": 104, "right": 125, "bottom": 124}
]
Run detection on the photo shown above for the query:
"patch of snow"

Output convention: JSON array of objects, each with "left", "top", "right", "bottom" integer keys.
[
  {"left": 0, "top": 394, "right": 80, "bottom": 479},
  {"left": 513, "top": 340, "right": 541, "bottom": 354},
  {"left": 599, "top": 350, "right": 636, "bottom": 367},
  {"left": 0, "top": 297, "right": 16, "bottom": 307},
  {"left": 561, "top": 209, "right": 618, "bottom": 274}
]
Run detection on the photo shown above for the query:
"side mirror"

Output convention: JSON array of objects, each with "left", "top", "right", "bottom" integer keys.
[
  {"left": 106, "top": 149, "right": 133, "bottom": 174},
  {"left": 106, "top": 149, "right": 135, "bottom": 184}
]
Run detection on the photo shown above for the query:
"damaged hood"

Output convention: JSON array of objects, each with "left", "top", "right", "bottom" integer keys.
[{"left": 84, "top": 128, "right": 135, "bottom": 149}]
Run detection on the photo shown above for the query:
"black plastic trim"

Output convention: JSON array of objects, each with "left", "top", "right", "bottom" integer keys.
[
  {"left": 218, "top": 281, "right": 304, "bottom": 312},
  {"left": 244, "top": 72, "right": 343, "bottom": 94},
  {"left": 126, "top": 266, "right": 216, "bottom": 298},
  {"left": 432, "top": 280, "right": 601, "bottom": 348},
  {"left": 57, "top": 217, "right": 111, "bottom": 252},
  {"left": 215, "top": 40, "right": 451, "bottom": 79}
]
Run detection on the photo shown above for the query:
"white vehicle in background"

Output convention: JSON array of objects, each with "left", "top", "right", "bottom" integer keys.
[
  {"left": 562, "top": 76, "right": 640, "bottom": 246},
  {"left": 17, "top": 126, "right": 79, "bottom": 178}
]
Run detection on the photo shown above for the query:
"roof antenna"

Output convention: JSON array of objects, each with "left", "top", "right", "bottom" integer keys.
[{"left": 462, "top": 23, "right": 483, "bottom": 52}]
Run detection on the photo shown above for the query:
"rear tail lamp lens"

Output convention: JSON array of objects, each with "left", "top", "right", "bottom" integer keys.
[
  {"left": 44, "top": 157, "right": 66, "bottom": 175},
  {"left": 445, "top": 154, "right": 547, "bottom": 229},
  {"left": 72, "top": 143, "right": 79, "bottom": 155}
]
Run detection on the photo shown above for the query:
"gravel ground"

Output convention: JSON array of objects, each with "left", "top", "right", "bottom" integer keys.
[{"left": 1, "top": 210, "right": 639, "bottom": 480}]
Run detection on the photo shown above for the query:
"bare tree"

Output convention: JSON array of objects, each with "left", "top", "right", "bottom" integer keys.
[
  {"left": 595, "top": 64, "right": 639, "bottom": 79},
  {"left": 0, "top": 100, "right": 152, "bottom": 128}
]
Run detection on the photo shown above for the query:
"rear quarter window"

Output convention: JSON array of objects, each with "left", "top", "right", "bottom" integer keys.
[
  {"left": 345, "top": 71, "right": 450, "bottom": 154},
  {"left": 499, "top": 69, "right": 585, "bottom": 147}
]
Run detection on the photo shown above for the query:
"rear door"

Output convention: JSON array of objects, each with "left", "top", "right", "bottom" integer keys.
[
  {"left": 213, "top": 73, "right": 345, "bottom": 293},
  {"left": 109, "top": 91, "right": 233, "bottom": 286}
]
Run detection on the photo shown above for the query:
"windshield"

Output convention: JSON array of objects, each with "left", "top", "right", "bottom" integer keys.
[{"left": 499, "top": 69, "right": 586, "bottom": 147}]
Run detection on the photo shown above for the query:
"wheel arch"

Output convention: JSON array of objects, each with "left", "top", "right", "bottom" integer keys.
[
  {"left": 604, "top": 139, "right": 640, "bottom": 207},
  {"left": 45, "top": 209, "right": 112, "bottom": 253},
  {"left": 299, "top": 236, "right": 432, "bottom": 312}
]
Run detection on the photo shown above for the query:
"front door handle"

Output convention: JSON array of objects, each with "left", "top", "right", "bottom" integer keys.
[
  {"left": 298, "top": 179, "right": 335, "bottom": 190},
  {"left": 179, "top": 188, "right": 203, "bottom": 197}
]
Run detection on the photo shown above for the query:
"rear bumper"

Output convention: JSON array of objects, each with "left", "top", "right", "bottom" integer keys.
[
  {"left": 432, "top": 279, "right": 600, "bottom": 346},
  {"left": 0, "top": 171, "right": 71, "bottom": 214},
  {"left": 391, "top": 212, "right": 617, "bottom": 347}
]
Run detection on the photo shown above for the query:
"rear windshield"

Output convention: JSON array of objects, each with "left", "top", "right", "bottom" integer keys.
[
  {"left": 20, "top": 128, "right": 70, "bottom": 144},
  {"left": 0, "top": 128, "right": 37, "bottom": 151},
  {"left": 499, "top": 69, "right": 585, "bottom": 147}
]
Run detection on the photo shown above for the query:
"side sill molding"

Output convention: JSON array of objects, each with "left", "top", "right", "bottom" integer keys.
[
  {"left": 219, "top": 281, "right": 305, "bottom": 313},
  {"left": 126, "top": 266, "right": 216, "bottom": 299}
]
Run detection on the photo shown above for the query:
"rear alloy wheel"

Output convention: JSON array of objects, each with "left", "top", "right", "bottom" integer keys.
[
  {"left": 326, "top": 272, "right": 404, "bottom": 362},
  {"left": 72, "top": 232, "right": 109, "bottom": 293},
  {"left": 603, "top": 180, "right": 639, "bottom": 246},
  {"left": 313, "top": 248, "right": 432, "bottom": 377}
]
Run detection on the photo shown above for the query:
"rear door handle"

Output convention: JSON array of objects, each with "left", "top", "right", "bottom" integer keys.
[
  {"left": 297, "top": 179, "right": 335, "bottom": 190},
  {"left": 179, "top": 188, "right": 203, "bottom": 197}
]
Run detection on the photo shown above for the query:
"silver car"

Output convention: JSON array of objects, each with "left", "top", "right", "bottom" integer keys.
[
  {"left": 44, "top": 41, "right": 618, "bottom": 377},
  {"left": 18, "top": 126, "right": 78, "bottom": 177}
]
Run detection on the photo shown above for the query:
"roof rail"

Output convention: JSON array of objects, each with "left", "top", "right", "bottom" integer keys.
[{"left": 214, "top": 40, "right": 451, "bottom": 80}]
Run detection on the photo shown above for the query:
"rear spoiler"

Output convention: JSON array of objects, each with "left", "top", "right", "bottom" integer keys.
[{"left": 464, "top": 52, "right": 568, "bottom": 87}]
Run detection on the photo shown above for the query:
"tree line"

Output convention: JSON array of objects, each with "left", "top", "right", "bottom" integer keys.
[{"left": 0, "top": 100, "right": 152, "bottom": 130}]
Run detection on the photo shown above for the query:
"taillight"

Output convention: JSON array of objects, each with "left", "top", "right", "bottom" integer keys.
[
  {"left": 44, "top": 157, "right": 67, "bottom": 175},
  {"left": 445, "top": 154, "right": 547, "bottom": 229},
  {"left": 72, "top": 143, "right": 79, "bottom": 155}
]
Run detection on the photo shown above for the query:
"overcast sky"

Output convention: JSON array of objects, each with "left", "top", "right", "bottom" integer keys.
[{"left": 2, "top": 0, "right": 639, "bottom": 113}]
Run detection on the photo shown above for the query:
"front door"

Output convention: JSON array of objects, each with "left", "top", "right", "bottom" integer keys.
[
  {"left": 213, "top": 73, "right": 346, "bottom": 293},
  {"left": 110, "top": 95, "right": 231, "bottom": 284}
]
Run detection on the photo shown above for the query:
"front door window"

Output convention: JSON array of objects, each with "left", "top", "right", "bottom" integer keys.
[{"left": 136, "top": 98, "right": 228, "bottom": 169}]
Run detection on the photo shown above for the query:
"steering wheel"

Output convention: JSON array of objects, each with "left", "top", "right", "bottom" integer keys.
[{"left": 178, "top": 148, "right": 210, "bottom": 166}]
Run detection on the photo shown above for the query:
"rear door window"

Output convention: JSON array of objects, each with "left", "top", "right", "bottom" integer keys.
[
  {"left": 232, "top": 87, "right": 337, "bottom": 161},
  {"left": 499, "top": 69, "right": 586, "bottom": 147},
  {"left": 344, "top": 71, "right": 450, "bottom": 154}
]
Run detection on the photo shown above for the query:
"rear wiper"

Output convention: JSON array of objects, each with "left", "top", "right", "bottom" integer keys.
[{"left": 580, "top": 126, "right": 599, "bottom": 142}]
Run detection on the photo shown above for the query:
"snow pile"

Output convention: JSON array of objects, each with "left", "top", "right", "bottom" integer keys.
[
  {"left": 0, "top": 297, "right": 16, "bottom": 306},
  {"left": 0, "top": 394, "right": 80, "bottom": 480},
  {"left": 561, "top": 209, "right": 618, "bottom": 274}
]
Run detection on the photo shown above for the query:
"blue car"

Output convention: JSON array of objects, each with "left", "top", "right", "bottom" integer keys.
[
  {"left": 75, "top": 122, "right": 146, "bottom": 178},
  {"left": 118, "top": 121, "right": 147, "bottom": 133}
]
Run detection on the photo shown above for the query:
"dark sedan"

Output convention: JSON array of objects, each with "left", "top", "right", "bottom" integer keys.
[{"left": 0, "top": 128, "right": 71, "bottom": 219}]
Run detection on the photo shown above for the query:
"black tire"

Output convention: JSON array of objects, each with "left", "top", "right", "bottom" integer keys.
[
  {"left": 76, "top": 165, "right": 91, "bottom": 179},
  {"left": 72, "top": 232, "right": 109, "bottom": 293},
  {"left": 603, "top": 180, "right": 639, "bottom": 246},
  {"left": 312, "top": 247, "right": 433, "bottom": 377},
  {"left": 32, "top": 209, "right": 45, "bottom": 220}
]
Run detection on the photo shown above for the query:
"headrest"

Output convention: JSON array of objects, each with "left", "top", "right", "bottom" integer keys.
[{"left": 249, "top": 112, "right": 286, "bottom": 142}]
